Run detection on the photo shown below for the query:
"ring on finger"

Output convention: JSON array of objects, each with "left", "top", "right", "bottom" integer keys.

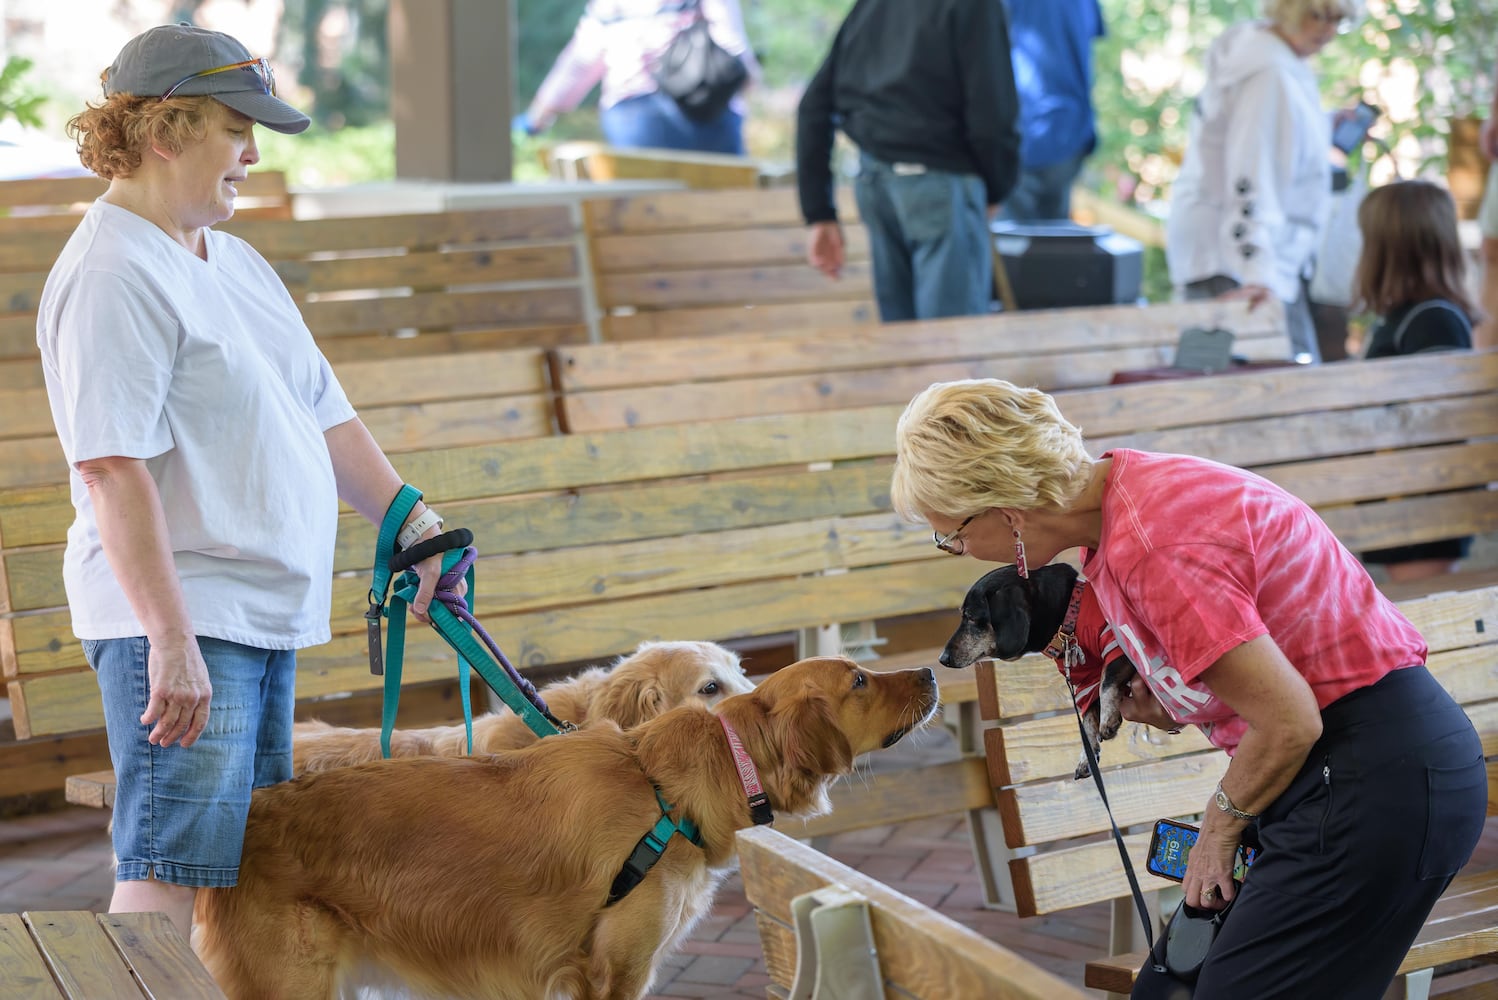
[{"left": 1202, "top": 885, "right": 1218, "bottom": 901}]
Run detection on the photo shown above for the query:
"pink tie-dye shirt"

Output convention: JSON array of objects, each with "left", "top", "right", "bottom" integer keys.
[
  {"left": 532, "top": 0, "right": 759, "bottom": 117},
  {"left": 1081, "top": 449, "right": 1425, "bottom": 754}
]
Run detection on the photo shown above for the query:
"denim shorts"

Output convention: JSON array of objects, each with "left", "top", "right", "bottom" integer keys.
[{"left": 83, "top": 636, "right": 296, "bottom": 887}]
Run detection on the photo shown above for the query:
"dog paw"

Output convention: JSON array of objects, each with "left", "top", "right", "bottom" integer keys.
[
  {"left": 1073, "top": 758, "right": 1094, "bottom": 780},
  {"left": 1099, "top": 715, "right": 1122, "bottom": 742}
]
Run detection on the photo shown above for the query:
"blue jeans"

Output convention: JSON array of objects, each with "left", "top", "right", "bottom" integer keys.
[
  {"left": 999, "top": 153, "right": 1087, "bottom": 222},
  {"left": 85, "top": 636, "right": 296, "bottom": 887},
  {"left": 601, "top": 91, "right": 745, "bottom": 154},
  {"left": 852, "top": 152, "right": 993, "bottom": 322}
]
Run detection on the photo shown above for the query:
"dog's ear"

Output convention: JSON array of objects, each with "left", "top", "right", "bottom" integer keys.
[
  {"left": 757, "top": 694, "right": 854, "bottom": 817},
  {"left": 592, "top": 667, "right": 668, "bottom": 730},
  {"left": 987, "top": 580, "right": 1034, "bottom": 659}
]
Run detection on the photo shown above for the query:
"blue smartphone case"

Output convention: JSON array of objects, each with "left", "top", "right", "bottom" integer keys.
[{"left": 1147, "top": 818, "right": 1259, "bottom": 883}]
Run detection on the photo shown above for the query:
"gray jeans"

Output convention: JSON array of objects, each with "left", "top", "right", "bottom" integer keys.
[{"left": 1183, "top": 274, "right": 1320, "bottom": 364}]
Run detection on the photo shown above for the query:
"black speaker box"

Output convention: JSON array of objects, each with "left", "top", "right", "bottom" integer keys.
[{"left": 992, "top": 220, "right": 1144, "bottom": 310}]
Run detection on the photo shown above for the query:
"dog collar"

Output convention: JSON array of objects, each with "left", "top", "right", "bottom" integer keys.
[
  {"left": 1042, "top": 576, "right": 1088, "bottom": 678},
  {"left": 719, "top": 715, "right": 774, "bottom": 826}
]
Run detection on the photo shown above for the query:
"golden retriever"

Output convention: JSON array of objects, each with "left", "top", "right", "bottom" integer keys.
[
  {"left": 194, "top": 655, "right": 939, "bottom": 1000},
  {"left": 292, "top": 639, "right": 752, "bottom": 775}
]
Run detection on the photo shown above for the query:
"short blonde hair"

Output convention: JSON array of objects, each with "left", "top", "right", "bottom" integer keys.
[
  {"left": 66, "top": 89, "right": 215, "bottom": 180},
  {"left": 889, "top": 379, "right": 1096, "bottom": 523},
  {"left": 1263, "top": 0, "right": 1360, "bottom": 28}
]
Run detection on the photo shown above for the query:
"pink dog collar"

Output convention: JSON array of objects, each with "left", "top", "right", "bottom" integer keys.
[{"left": 718, "top": 715, "right": 774, "bottom": 826}]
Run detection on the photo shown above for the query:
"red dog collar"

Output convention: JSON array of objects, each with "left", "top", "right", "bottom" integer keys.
[{"left": 1042, "top": 576, "right": 1088, "bottom": 677}]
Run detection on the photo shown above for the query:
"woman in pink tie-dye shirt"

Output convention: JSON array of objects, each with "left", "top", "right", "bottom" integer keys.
[{"left": 890, "top": 377, "right": 1485, "bottom": 1000}]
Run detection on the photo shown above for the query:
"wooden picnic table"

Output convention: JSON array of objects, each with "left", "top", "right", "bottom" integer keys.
[{"left": 0, "top": 910, "right": 224, "bottom": 999}]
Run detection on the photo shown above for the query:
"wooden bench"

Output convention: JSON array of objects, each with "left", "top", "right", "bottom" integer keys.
[
  {"left": 975, "top": 585, "right": 1498, "bottom": 999},
  {"left": 545, "top": 140, "right": 765, "bottom": 190},
  {"left": 30, "top": 400, "right": 1000, "bottom": 836},
  {"left": 737, "top": 825, "right": 1088, "bottom": 1000},
  {"left": 550, "top": 298, "right": 1289, "bottom": 432},
  {"left": 0, "top": 200, "right": 591, "bottom": 370},
  {"left": 580, "top": 185, "right": 876, "bottom": 341},
  {"left": 0, "top": 910, "right": 224, "bottom": 998}
]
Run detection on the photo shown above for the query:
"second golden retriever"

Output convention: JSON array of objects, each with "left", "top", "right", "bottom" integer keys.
[
  {"left": 194, "top": 655, "right": 939, "bottom": 1000},
  {"left": 292, "top": 639, "right": 752, "bottom": 774}
]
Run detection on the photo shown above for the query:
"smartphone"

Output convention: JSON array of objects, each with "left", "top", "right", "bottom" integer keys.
[
  {"left": 1146, "top": 819, "right": 1258, "bottom": 883},
  {"left": 1331, "top": 101, "right": 1378, "bottom": 154}
]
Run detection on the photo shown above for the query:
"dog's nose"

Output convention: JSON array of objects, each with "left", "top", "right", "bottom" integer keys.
[{"left": 938, "top": 650, "right": 954, "bottom": 668}]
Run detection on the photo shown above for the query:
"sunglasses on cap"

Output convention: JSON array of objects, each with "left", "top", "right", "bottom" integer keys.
[{"left": 160, "top": 57, "right": 275, "bottom": 102}]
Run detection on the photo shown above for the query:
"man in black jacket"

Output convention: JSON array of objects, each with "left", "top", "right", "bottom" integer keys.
[{"left": 796, "top": 0, "right": 1020, "bottom": 322}]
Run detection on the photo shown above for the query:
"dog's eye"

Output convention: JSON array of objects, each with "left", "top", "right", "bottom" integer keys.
[
  {"left": 699, "top": 681, "right": 720, "bottom": 695},
  {"left": 852, "top": 671, "right": 867, "bottom": 689}
]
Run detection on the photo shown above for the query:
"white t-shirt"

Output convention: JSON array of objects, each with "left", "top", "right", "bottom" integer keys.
[{"left": 37, "top": 200, "right": 357, "bottom": 649}]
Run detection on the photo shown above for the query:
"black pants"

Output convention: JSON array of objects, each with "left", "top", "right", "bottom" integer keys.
[{"left": 1182, "top": 666, "right": 1485, "bottom": 999}]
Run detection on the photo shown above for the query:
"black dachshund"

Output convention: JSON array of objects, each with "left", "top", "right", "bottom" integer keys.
[{"left": 940, "top": 563, "right": 1136, "bottom": 778}]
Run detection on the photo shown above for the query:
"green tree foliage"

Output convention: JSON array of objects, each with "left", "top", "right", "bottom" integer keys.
[{"left": 0, "top": 57, "right": 46, "bottom": 129}]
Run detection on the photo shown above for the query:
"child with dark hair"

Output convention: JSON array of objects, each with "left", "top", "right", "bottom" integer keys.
[{"left": 1354, "top": 179, "right": 1478, "bottom": 582}]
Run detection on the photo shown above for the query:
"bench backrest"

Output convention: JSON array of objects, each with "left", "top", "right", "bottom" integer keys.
[
  {"left": 737, "top": 825, "right": 1089, "bottom": 1000},
  {"left": 551, "top": 298, "right": 1290, "bottom": 432},
  {"left": 581, "top": 186, "right": 876, "bottom": 340},
  {"left": 0, "top": 347, "right": 557, "bottom": 489},
  {"left": 0, "top": 403, "right": 976, "bottom": 738},
  {"left": 0, "top": 202, "right": 589, "bottom": 368},
  {"left": 978, "top": 585, "right": 1498, "bottom": 917},
  {"left": 4, "top": 351, "right": 1494, "bottom": 743}
]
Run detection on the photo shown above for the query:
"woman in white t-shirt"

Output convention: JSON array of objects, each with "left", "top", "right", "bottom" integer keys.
[
  {"left": 890, "top": 378, "right": 1484, "bottom": 999},
  {"left": 1165, "top": 0, "right": 1359, "bottom": 364},
  {"left": 37, "top": 25, "right": 453, "bottom": 938}
]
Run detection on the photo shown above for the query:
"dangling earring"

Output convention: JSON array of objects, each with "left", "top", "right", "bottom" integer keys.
[{"left": 1013, "top": 529, "right": 1029, "bottom": 579}]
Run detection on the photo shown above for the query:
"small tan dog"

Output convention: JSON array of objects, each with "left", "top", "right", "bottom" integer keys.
[
  {"left": 195, "top": 655, "right": 939, "bottom": 1000},
  {"left": 292, "top": 639, "right": 752, "bottom": 775}
]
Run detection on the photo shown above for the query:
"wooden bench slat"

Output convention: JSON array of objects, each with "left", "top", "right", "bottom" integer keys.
[
  {"left": 738, "top": 826, "right": 1088, "bottom": 1000},
  {"left": 589, "top": 225, "right": 871, "bottom": 272},
  {"left": 0, "top": 913, "right": 65, "bottom": 999},
  {"left": 557, "top": 300, "right": 1283, "bottom": 391},
  {"left": 776, "top": 756, "right": 992, "bottom": 841},
  {"left": 597, "top": 261, "right": 873, "bottom": 311},
  {"left": 601, "top": 300, "right": 879, "bottom": 340},
  {"left": 582, "top": 187, "right": 858, "bottom": 235},
  {"left": 23, "top": 912, "right": 143, "bottom": 998},
  {"left": 98, "top": 912, "right": 227, "bottom": 999}
]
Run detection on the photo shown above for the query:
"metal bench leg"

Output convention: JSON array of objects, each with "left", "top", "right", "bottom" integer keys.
[
  {"left": 1381, "top": 968, "right": 1432, "bottom": 1000},
  {"left": 787, "top": 887, "right": 883, "bottom": 1000}
]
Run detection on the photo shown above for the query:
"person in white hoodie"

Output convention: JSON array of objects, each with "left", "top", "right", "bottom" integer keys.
[{"left": 1166, "top": 0, "right": 1358, "bottom": 363}]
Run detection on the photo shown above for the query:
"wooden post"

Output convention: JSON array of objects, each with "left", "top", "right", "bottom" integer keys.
[{"left": 389, "top": 0, "right": 515, "bottom": 181}]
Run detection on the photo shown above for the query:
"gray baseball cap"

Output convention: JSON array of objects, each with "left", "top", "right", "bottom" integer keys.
[{"left": 104, "top": 23, "right": 311, "bottom": 135}]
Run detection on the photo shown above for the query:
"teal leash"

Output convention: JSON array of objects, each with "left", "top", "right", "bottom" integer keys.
[{"left": 367, "top": 486, "right": 567, "bottom": 758}]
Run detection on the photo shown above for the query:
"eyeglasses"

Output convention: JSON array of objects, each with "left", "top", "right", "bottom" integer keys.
[
  {"left": 160, "top": 57, "right": 275, "bottom": 102},
  {"left": 934, "top": 514, "right": 977, "bottom": 556}
]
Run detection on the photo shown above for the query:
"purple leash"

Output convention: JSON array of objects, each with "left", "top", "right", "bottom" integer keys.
[{"left": 424, "top": 545, "right": 572, "bottom": 739}]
